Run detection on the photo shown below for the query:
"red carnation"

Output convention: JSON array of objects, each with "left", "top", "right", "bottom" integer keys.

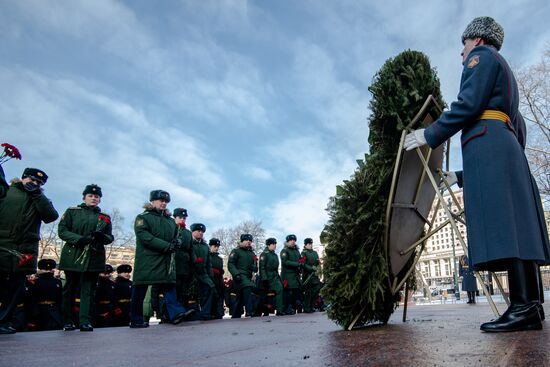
[
  {"left": 98, "top": 215, "right": 111, "bottom": 225},
  {"left": 114, "top": 308, "right": 122, "bottom": 316},
  {"left": 298, "top": 256, "right": 306, "bottom": 264},
  {"left": 212, "top": 268, "right": 220, "bottom": 276},
  {"left": 18, "top": 253, "right": 33, "bottom": 266},
  {"left": 283, "top": 279, "right": 288, "bottom": 288},
  {"left": 177, "top": 222, "right": 186, "bottom": 229},
  {"left": 196, "top": 257, "right": 203, "bottom": 263},
  {"left": 0, "top": 143, "right": 22, "bottom": 164}
]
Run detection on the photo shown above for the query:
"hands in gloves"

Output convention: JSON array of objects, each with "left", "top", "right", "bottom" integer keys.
[
  {"left": 404, "top": 129, "right": 427, "bottom": 151},
  {"left": 92, "top": 231, "right": 112, "bottom": 245},
  {"left": 76, "top": 234, "right": 94, "bottom": 247}
]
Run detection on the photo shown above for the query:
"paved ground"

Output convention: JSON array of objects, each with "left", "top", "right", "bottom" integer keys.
[{"left": 1, "top": 302, "right": 548, "bottom": 367}]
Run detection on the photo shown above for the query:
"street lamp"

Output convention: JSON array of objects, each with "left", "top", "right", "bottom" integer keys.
[{"left": 448, "top": 198, "right": 460, "bottom": 301}]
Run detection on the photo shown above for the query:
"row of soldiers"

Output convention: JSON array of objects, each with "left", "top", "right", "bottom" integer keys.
[{"left": 0, "top": 167, "right": 322, "bottom": 334}]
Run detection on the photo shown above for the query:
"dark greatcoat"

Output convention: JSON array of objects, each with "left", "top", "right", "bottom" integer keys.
[
  {"left": 94, "top": 276, "right": 115, "bottom": 327},
  {"left": 0, "top": 180, "right": 58, "bottom": 273},
  {"left": 58, "top": 204, "right": 113, "bottom": 273},
  {"left": 458, "top": 255, "right": 478, "bottom": 292},
  {"left": 228, "top": 246, "right": 257, "bottom": 291},
  {"left": 301, "top": 248, "right": 321, "bottom": 286},
  {"left": 424, "top": 45, "right": 550, "bottom": 271},
  {"left": 112, "top": 276, "right": 132, "bottom": 326},
  {"left": 132, "top": 204, "right": 177, "bottom": 285},
  {"left": 280, "top": 245, "right": 301, "bottom": 289},
  {"left": 192, "top": 238, "right": 215, "bottom": 288},
  {"left": 27, "top": 272, "right": 63, "bottom": 330}
]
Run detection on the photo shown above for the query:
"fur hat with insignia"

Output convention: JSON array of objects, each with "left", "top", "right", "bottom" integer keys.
[
  {"left": 304, "top": 237, "right": 313, "bottom": 245},
  {"left": 462, "top": 16, "right": 504, "bottom": 50},
  {"left": 286, "top": 234, "right": 297, "bottom": 242},
  {"left": 240, "top": 234, "right": 253, "bottom": 242},
  {"left": 173, "top": 208, "right": 188, "bottom": 218},
  {"left": 104, "top": 264, "right": 114, "bottom": 274},
  {"left": 82, "top": 184, "right": 102, "bottom": 197},
  {"left": 37, "top": 258, "right": 56, "bottom": 270},
  {"left": 190, "top": 223, "right": 206, "bottom": 232},
  {"left": 209, "top": 238, "right": 221, "bottom": 247},
  {"left": 22, "top": 168, "right": 48, "bottom": 184},
  {"left": 116, "top": 264, "right": 132, "bottom": 273},
  {"left": 150, "top": 190, "right": 171, "bottom": 203},
  {"left": 266, "top": 237, "right": 277, "bottom": 246}
]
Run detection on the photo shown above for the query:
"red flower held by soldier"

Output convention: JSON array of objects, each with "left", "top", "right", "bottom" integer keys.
[
  {"left": 0, "top": 143, "right": 22, "bottom": 164},
  {"left": 196, "top": 256, "right": 203, "bottom": 263}
]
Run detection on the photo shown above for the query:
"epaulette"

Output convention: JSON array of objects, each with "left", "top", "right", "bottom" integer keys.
[
  {"left": 68, "top": 207, "right": 82, "bottom": 210},
  {"left": 99, "top": 212, "right": 110, "bottom": 217}
]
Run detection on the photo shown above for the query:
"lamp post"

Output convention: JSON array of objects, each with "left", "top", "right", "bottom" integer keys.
[{"left": 448, "top": 198, "right": 460, "bottom": 301}]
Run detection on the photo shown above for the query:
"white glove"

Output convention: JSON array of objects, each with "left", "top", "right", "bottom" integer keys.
[
  {"left": 404, "top": 129, "right": 427, "bottom": 151},
  {"left": 439, "top": 171, "right": 458, "bottom": 188}
]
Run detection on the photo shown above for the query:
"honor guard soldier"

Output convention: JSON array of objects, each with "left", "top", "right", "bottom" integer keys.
[
  {"left": 130, "top": 190, "right": 194, "bottom": 328},
  {"left": 190, "top": 223, "right": 215, "bottom": 320},
  {"left": 209, "top": 238, "right": 225, "bottom": 319},
  {"left": 0, "top": 168, "right": 58, "bottom": 334},
  {"left": 228, "top": 234, "right": 258, "bottom": 318},
  {"left": 27, "top": 259, "right": 62, "bottom": 331},
  {"left": 173, "top": 208, "right": 195, "bottom": 308},
  {"left": 58, "top": 184, "right": 113, "bottom": 332},
  {"left": 94, "top": 264, "right": 115, "bottom": 328},
  {"left": 112, "top": 264, "right": 132, "bottom": 327},
  {"left": 259, "top": 238, "right": 284, "bottom": 316},
  {"left": 405, "top": 17, "right": 550, "bottom": 332},
  {"left": 301, "top": 238, "right": 322, "bottom": 313},
  {"left": 459, "top": 255, "right": 478, "bottom": 304},
  {"left": 280, "top": 234, "right": 302, "bottom": 315}
]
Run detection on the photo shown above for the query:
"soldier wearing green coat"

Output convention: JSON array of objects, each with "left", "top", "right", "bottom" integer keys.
[
  {"left": 280, "top": 234, "right": 302, "bottom": 315},
  {"left": 173, "top": 208, "right": 194, "bottom": 306},
  {"left": 190, "top": 223, "right": 215, "bottom": 320},
  {"left": 209, "top": 238, "right": 225, "bottom": 319},
  {"left": 301, "top": 238, "right": 322, "bottom": 313},
  {"left": 228, "top": 234, "right": 258, "bottom": 318},
  {"left": 129, "top": 190, "right": 194, "bottom": 328},
  {"left": 0, "top": 168, "right": 58, "bottom": 334},
  {"left": 259, "top": 238, "right": 284, "bottom": 316},
  {"left": 58, "top": 184, "right": 113, "bottom": 332}
]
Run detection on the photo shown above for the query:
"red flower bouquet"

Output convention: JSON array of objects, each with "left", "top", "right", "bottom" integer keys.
[{"left": 0, "top": 143, "right": 22, "bottom": 164}]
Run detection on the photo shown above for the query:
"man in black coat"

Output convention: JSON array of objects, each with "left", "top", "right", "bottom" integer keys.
[
  {"left": 112, "top": 264, "right": 132, "bottom": 327},
  {"left": 27, "top": 259, "right": 62, "bottom": 330}
]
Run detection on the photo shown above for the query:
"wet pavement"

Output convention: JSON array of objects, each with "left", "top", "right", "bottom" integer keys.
[{"left": 0, "top": 302, "right": 548, "bottom": 367}]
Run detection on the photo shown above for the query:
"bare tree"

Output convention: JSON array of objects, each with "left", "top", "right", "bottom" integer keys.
[
  {"left": 39, "top": 219, "right": 62, "bottom": 261},
  {"left": 211, "top": 219, "right": 266, "bottom": 257},
  {"left": 105, "top": 208, "right": 135, "bottom": 262},
  {"left": 516, "top": 44, "right": 550, "bottom": 206}
]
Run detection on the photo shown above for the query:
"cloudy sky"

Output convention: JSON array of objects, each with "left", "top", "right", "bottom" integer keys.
[{"left": 1, "top": 0, "right": 549, "bottom": 246}]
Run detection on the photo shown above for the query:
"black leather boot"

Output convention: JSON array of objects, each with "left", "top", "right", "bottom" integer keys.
[
  {"left": 480, "top": 260, "right": 542, "bottom": 332},
  {"left": 537, "top": 266, "right": 545, "bottom": 321}
]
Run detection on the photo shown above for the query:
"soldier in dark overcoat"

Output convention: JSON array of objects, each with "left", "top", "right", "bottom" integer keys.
[
  {"left": 405, "top": 17, "right": 550, "bottom": 331},
  {"left": 209, "top": 238, "right": 225, "bottom": 319},
  {"left": 129, "top": 190, "right": 194, "bottom": 328},
  {"left": 228, "top": 234, "right": 258, "bottom": 318},
  {"left": 112, "top": 264, "right": 132, "bottom": 327},
  {"left": 0, "top": 168, "right": 58, "bottom": 334},
  {"left": 94, "top": 264, "right": 115, "bottom": 328},
  {"left": 301, "top": 238, "right": 322, "bottom": 313},
  {"left": 58, "top": 184, "right": 113, "bottom": 332},
  {"left": 459, "top": 255, "right": 478, "bottom": 304},
  {"left": 280, "top": 234, "right": 302, "bottom": 315},
  {"left": 26, "top": 259, "right": 62, "bottom": 330}
]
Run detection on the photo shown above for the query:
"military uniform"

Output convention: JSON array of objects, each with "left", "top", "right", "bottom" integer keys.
[
  {"left": 58, "top": 199, "right": 113, "bottom": 331},
  {"left": 94, "top": 266, "right": 115, "bottom": 328},
  {"left": 0, "top": 169, "right": 58, "bottom": 334},
  {"left": 301, "top": 242, "right": 322, "bottom": 313},
  {"left": 228, "top": 235, "right": 258, "bottom": 318},
  {"left": 190, "top": 227, "right": 215, "bottom": 320},
  {"left": 259, "top": 245, "right": 283, "bottom": 315},
  {"left": 130, "top": 191, "right": 192, "bottom": 327},
  {"left": 280, "top": 237, "right": 302, "bottom": 315},
  {"left": 175, "top": 226, "right": 194, "bottom": 303},
  {"left": 209, "top": 240, "right": 225, "bottom": 319},
  {"left": 459, "top": 255, "right": 478, "bottom": 304},
  {"left": 27, "top": 260, "right": 63, "bottom": 331},
  {"left": 112, "top": 265, "right": 132, "bottom": 327}
]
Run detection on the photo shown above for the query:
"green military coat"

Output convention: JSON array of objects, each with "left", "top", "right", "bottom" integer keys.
[
  {"left": 301, "top": 248, "right": 321, "bottom": 286},
  {"left": 192, "top": 238, "right": 215, "bottom": 288},
  {"left": 58, "top": 203, "right": 113, "bottom": 273},
  {"left": 228, "top": 246, "right": 258, "bottom": 291},
  {"left": 209, "top": 251, "right": 224, "bottom": 292},
  {"left": 259, "top": 248, "right": 280, "bottom": 282},
  {"left": 280, "top": 245, "right": 301, "bottom": 289},
  {"left": 0, "top": 181, "right": 58, "bottom": 273},
  {"left": 132, "top": 205, "right": 177, "bottom": 286},
  {"left": 175, "top": 226, "right": 194, "bottom": 276}
]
